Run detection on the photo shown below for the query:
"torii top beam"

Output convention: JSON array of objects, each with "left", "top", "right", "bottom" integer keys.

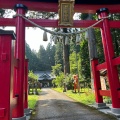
[{"left": 0, "top": 0, "right": 120, "bottom": 13}]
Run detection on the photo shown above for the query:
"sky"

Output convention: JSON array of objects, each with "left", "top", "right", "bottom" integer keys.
[
  {"left": 3, "top": 12, "right": 80, "bottom": 52},
  {"left": 4, "top": 27, "right": 51, "bottom": 52},
  {"left": 25, "top": 27, "right": 51, "bottom": 52},
  {"left": 3, "top": 10, "right": 52, "bottom": 52}
]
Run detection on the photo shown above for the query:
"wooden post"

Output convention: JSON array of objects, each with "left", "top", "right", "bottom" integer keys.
[
  {"left": 12, "top": 4, "right": 28, "bottom": 119},
  {"left": 86, "top": 14, "right": 98, "bottom": 91},
  {"left": 63, "top": 28, "right": 70, "bottom": 74}
]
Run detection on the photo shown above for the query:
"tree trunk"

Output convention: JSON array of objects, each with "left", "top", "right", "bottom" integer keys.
[
  {"left": 63, "top": 28, "right": 70, "bottom": 74},
  {"left": 86, "top": 14, "right": 98, "bottom": 91}
]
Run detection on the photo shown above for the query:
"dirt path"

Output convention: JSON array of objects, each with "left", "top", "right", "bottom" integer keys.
[{"left": 32, "top": 88, "right": 116, "bottom": 120}]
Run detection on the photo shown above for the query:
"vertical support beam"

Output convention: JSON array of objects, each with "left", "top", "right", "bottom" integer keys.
[
  {"left": 63, "top": 28, "right": 70, "bottom": 74},
  {"left": 12, "top": 4, "right": 28, "bottom": 120},
  {"left": 24, "top": 59, "right": 31, "bottom": 116},
  {"left": 0, "top": 34, "right": 12, "bottom": 120},
  {"left": 24, "top": 59, "right": 29, "bottom": 109},
  {"left": 0, "top": 29, "right": 16, "bottom": 120},
  {"left": 91, "top": 59, "right": 106, "bottom": 108},
  {"left": 97, "top": 8, "right": 120, "bottom": 114},
  {"left": 86, "top": 14, "right": 98, "bottom": 92}
]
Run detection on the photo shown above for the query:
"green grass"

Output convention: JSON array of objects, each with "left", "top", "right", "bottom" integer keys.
[
  {"left": 53, "top": 88, "right": 95, "bottom": 105},
  {"left": 28, "top": 88, "right": 41, "bottom": 109},
  {"left": 28, "top": 95, "right": 39, "bottom": 109}
]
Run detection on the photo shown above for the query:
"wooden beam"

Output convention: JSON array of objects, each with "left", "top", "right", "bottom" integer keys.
[
  {"left": 99, "top": 90, "right": 111, "bottom": 97},
  {"left": 1, "top": 18, "right": 120, "bottom": 28},
  {"left": 96, "top": 62, "right": 107, "bottom": 71},
  {"left": 112, "top": 56, "right": 120, "bottom": 66},
  {"left": 0, "top": 0, "right": 120, "bottom": 13},
  {"left": 0, "top": 18, "right": 102, "bottom": 28}
]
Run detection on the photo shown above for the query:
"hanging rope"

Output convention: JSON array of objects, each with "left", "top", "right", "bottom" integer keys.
[{"left": 14, "top": 14, "right": 110, "bottom": 36}]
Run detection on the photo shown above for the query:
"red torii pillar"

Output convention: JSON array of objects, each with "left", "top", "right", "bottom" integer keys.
[
  {"left": 12, "top": 4, "right": 28, "bottom": 120},
  {"left": 91, "top": 59, "right": 105, "bottom": 107},
  {"left": 0, "top": 30, "right": 16, "bottom": 120},
  {"left": 24, "top": 59, "right": 31, "bottom": 116},
  {"left": 97, "top": 8, "right": 120, "bottom": 114}
]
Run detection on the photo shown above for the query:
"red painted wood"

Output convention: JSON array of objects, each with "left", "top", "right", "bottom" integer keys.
[
  {"left": 91, "top": 59, "right": 103, "bottom": 103},
  {"left": 99, "top": 90, "right": 111, "bottom": 97},
  {"left": 112, "top": 56, "right": 120, "bottom": 66},
  {"left": 0, "top": 1, "right": 120, "bottom": 13},
  {"left": 0, "top": 18, "right": 16, "bottom": 26},
  {"left": 24, "top": 59, "right": 29, "bottom": 109},
  {"left": 0, "top": 108, "right": 5, "bottom": 117},
  {"left": 99, "top": 10, "right": 120, "bottom": 108},
  {"left": 0, "top": 35, "right": 12, "bottom": 120},
  {"left": 1, "top": 18, "right": 120, "bottom": 28},
  {"left": 96, "top": 62, "right": 106, "bottom": 71},
  {"left": 117, "top": 91, "right": 120, "bottom": 98},
  {"left": 110, "top": 21, "right": 120, "bottom": 28},
  {"left": 0, "top": 18, "right": 102, "bottom": 28},
  {"left": 12, "top": 7, "right": 26, "bottom": 118}
]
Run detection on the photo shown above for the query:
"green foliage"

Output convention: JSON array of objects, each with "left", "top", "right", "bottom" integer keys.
[
  {"left": 111, "top": 28, "right": 120, "bottom": 57},
  {"left": 28, "top": 70, "right": 38, "bottom": 82},
  {"left": 52, "top": 73, "right": 73, "bottom": 90},
  {"left": 64, "top": 74, "right": 73, "bottom": 90},
  {"left": 26, "top": 43, "right": 40, "bottom": 71},
  {"left": 26, "top": 13, "right": 120, "bottom": 91},
  {"left": 0, "top": 9, "right": 5, "bottom": 17},
  {"left": 54, "top": 42, "right": 63, "bottom": 70},
  {"left": 53, "top": 88, "right": 95, "bottom": 105},
  {"left": 52, "top": 72, "right": 64, "bottom": 87},
  {"left": 80, "top": 13, "right": 89, "bottom": 20},
  {"left": 95, "top": 29, "right": 105, "bottom": 63},
  {"left": 46, "top": 43, "right": 55, "bottom": 70},
  {"left": 26, "top": 42, "right": 55, "bottom": 71},
  {"left": 69, "top": 52, "right": 78, "bottom": 74},
  {"left": 103, "top": 96, "right": 111, "bottom": 104},
  {"left": 67, "top": 90, "right": 95, "bottom": 105},
  {"left": 79, "top": 40, "right": 90, "bottom": 83},
  {"left": 37, "top": 45, "right": 47, "bottom": 70},
  {"left": 28, "top": 95, "right": 39, "bottom": 109},
  {"left": 52, "top": 64, "right": 62, "bottom": 76}
]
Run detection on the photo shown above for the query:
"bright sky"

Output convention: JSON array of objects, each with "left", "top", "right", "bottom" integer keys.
[
  {"left": 25, "top": 27, "right": 51, "bottom": 52},
  {"left": 4, "top": 27, "right": 51, "bottom": 52},
  {"left": 3, "top": 12, "right": 80, "bottom": 52}
]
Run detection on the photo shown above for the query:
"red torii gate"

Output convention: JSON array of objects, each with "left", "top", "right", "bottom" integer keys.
[{"left": 0, "top": 1, "right": 120, "bottom": 120}]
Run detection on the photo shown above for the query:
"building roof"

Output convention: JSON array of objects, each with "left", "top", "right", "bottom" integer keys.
[{"left": 34, "top": 71, "right": 55, "bottom": 81}]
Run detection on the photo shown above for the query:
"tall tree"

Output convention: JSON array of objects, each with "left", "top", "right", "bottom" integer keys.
[
  {"left": 63, "top": 28, "right": 70, "bottom": 74},
  {"left": 79, "top": 40, "right": 90, "bottom": 83},
  {"left": 80, "top": 13, "right": 98, "bottom": 88},
  {"left": 46, "top": 43, "right": 55, "bottom": 70},
  {"left": 54, "top": 42, "right": 63, "bottom": 71},
  {"left": 37, "top": 45, "right": 47, "bottom": 70},
  {"left": 25, "top": 43, "right": 40, "bottom": 71}
]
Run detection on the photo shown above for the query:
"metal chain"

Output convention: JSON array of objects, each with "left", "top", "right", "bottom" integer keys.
[{"left": 14, "top": 14, "right": 110, "bottom": 36}]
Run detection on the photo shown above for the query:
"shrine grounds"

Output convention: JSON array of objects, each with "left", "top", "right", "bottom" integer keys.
[{"left": 28, "top": 88, "right": 117, "bottom": 120}]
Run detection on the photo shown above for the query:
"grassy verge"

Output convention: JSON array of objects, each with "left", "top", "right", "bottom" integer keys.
[
  {"left": 28, "top": 95, "right": 39, "bottom": 109},
  {"left": 52, "top": 87, "right": 95, "bottom": 105},
  {"left": 28, "top": 88, "right": 41, "bottom": 109},
  {"left": 28, "top": 88, "right": 41, "bottom": 119}
]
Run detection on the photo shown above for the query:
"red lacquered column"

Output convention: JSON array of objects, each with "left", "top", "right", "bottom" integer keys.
[
  {"left": 12, "top": 4, "right": 28, "bottom": 119},
  {"left": 97, "top": 8, "right": 120, "bottom": 114}
]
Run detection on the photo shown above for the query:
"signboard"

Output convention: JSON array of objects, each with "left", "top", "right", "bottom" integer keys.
[{"left": 58, "top": 0, "right": 75, "bottom": 26}]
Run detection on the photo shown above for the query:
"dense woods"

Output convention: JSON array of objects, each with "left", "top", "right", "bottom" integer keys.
[
  {"left": 1, "top": 9, "right": 120, "bottom": 89},
  {"left": 25, "top": 13, "right": 120, "bottom": 89}
]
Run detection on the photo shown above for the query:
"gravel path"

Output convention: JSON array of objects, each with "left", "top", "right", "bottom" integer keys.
[{"left": 32, "top": 88, "right": 116, "bottom": 120}]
